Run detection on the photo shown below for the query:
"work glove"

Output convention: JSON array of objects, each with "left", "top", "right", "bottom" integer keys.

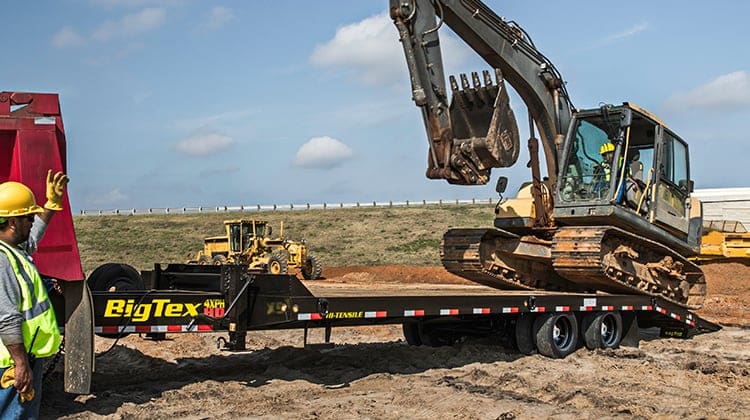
[
  {"left": 0, "top": 367, "right": 35, "bottom": 403},
  {"left": 44, "top": 169, "right": 69, "bottom": 211}
]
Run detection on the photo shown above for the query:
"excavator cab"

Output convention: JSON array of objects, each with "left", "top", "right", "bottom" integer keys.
[{"left": 554, "top": 103, "right": 701, "bottom": 255}]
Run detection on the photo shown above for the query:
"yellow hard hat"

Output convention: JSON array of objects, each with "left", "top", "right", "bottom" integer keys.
[
  {"left": 599, "top": 142, "right": 615, "bottom": 155},
  {"left": 0, "top": 182, "right": 44, "bottom": 218}
]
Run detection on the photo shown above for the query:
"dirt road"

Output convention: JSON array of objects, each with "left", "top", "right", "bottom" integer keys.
[{"left": 42, "top": 264, "right": 749, "bottom": 419}]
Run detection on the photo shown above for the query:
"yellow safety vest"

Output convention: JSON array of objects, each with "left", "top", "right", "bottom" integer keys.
[{"left": 0, "top": 242, "right": 61, "bottom": 367}]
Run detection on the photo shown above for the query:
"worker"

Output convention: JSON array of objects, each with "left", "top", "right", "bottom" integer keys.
[
  {"left": 0, "top": 170, "right": 68, "bottom": 419},
  {"left": 592, "top": 142, "right": 616, "bottom": 196},
  {"left": 599, "top": 142, "right": 616, "bottom": 181}
]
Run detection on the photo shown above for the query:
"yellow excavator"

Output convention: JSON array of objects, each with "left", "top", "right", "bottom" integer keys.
[{"left": 391, "top": 0, "right": 705, "bottom": 308}]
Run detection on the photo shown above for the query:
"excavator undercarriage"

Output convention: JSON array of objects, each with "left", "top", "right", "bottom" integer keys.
[{"left": 442, "top": 226, "right": 706, "bottom": 309}]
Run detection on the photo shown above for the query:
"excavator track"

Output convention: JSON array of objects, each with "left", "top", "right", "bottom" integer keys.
[
  {"left": 441, "top": 228, "right": 578, "bottom": 292},
  {"left": 551, "top": 226, "right": 706, "bottom": 309}
]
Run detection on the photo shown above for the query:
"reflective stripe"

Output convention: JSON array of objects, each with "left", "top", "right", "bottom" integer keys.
[{"left": 0, "top": 242, "right": 46, "bottom": 320}]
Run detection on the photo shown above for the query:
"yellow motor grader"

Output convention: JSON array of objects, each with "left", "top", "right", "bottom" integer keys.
[{"left": 188, "top": 219, "right": 323, "bottom": 279}]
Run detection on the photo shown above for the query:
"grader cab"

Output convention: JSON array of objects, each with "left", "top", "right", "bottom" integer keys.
[{"left": 189, "top": 219, "right": 323, "bottom": 280}]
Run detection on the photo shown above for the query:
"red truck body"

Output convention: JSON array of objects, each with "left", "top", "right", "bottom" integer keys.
[{"left": 0, "top": 91, "right": 83, "bottom": 281}]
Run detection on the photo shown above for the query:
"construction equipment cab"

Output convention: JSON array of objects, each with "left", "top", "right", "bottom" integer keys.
[{"left": 555, "top": 103, "right": 702, "bottom": 256}]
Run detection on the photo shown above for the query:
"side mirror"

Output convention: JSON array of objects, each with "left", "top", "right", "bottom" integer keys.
[
  {"left": 679, "top": 179, "right": 695, "bottom": 193},
  {"left": 495, "top": 176, "right": 508, "bottom": 194}
]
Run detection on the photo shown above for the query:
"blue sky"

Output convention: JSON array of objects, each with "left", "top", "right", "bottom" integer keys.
[{"left": 4, "top": 1, "right": 749, "bottom": 212}]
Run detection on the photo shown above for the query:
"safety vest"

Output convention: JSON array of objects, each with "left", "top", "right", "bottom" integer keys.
[{"left": 0, "top": 241, "right": 61, "bottom": 367}]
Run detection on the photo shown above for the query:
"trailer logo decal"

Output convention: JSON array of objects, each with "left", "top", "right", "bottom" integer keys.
[
  {"left": 203, "top": 299, "right": 225, "bottom": 318},
  {"left": 103, "top": 299, "right": 201, "bottom": 322},
  {"left": 325, "top": 311, "right": 364, "bottom": 319}
]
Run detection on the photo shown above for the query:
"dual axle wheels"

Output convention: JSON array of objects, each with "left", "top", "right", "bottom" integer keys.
[
  {"left": 401, "top": 310, "right": 626, "bottom": 359},
  {"left": 517, "top": 311, "right": 624, "bottom": 358}
]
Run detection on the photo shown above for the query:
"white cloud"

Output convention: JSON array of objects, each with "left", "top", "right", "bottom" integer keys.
[
  {"left": 52, "top": 26, "right": 86, "bottom": 48},
  {"left": 202, "top": 6, "right": 234, "bottom": 30},
  {"left": 89, "top": 0, "right": 180, "bottom": 9},
  {"left": 665, "top": 71, "right": 750, "bottom": 112},
  {"left": 172, "top": 108, "right": 258, "bottom": 132},
  {"left": 292, "top": 136, "right": 354, "bottom": 169},
  {"left": 310, "top": 13, "right": 472, "bottom": 86},
  {"left": 92, "top": 8, "right": 166, "bottom": 42},
  {"left": 88, "top": 188, "right": 128, "bottom": 206},
  {"left": 601, "top": 22, "right": 649, "bottom": 44},
  {"left": 174, "top": 132, "right": 234, "bottom": 157}
]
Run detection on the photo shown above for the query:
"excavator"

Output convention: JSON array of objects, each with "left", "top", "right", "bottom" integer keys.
[{"left": 389, "top": 0, "right": 705, "bottom": 309}]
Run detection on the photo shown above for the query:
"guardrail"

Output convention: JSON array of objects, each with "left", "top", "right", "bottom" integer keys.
[{"left": 78, "top": 198, "right": 496, "bottom": 216}]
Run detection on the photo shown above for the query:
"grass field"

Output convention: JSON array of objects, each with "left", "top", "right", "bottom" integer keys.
[{"left": 73, "top": 203, "right": 498, "bottom": 275}]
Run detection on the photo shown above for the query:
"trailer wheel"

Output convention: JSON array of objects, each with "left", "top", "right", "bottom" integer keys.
[
  {"left": 267, "top": 251, "right": 289, "bottom": 274},
  {"left": 533, "top": 312, "right": 578, "bottom": 358},
  {"left": 514, "top": 313, "right": 536, "bottom": 355},
  {"left": 301, "top": 254, "right": 323, "bottom": 280},
  {"left": 583, "top": 311, "right": 623, "bottom": 350},
  {"left": 418, "top": 324, "right": 456, "bottom": 347},
  {"left": 87, "top": 263, "right": 145, "bottom": 292},
  {"left": 87, "top": 263, "right": 145, "bottom": 339},
  {"left": 402, "top": 321, "right": 422, "bottom": 346}
]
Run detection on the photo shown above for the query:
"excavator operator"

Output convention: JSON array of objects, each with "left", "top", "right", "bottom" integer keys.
[{"left": 0, "top": 170, "right": 68, "bottom": 419}]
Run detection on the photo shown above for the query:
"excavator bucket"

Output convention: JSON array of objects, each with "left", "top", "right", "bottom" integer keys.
[{"left": 446, "top": 69, "right": 520, "bottom": 183}]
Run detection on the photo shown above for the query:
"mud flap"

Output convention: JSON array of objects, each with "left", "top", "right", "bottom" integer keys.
[
  {"left": 619, "top": 312, "right": 640, "bottom": 348},
  {"left": 62, "top": 281, "right": 94, "bottom": 394}
]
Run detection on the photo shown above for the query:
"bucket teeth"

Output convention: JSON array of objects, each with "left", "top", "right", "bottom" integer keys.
[
  {"left": 460, "top": 73, "right": 470, "bottom": 90},
  {"left": 471, "top": 71, "right": 481, "bottom": 89},
  {"left": 482, "top": 70, "right": 493, "bottom": 86}
]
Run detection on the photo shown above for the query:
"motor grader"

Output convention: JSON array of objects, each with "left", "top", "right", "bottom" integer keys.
[{"left": 188, "top": 219, "right": 323, "bottom": 280}]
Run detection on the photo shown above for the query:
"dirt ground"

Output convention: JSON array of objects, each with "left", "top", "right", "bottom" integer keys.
[{"left": 42, "top": 263, "right": 749, "bottom": 419}]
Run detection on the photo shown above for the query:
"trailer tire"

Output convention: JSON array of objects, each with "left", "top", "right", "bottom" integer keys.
[
  {"left": 87, "top": 263, "right": 145, "bottom": 292},
  {"left": 583, "top": 311, "right": 623, "bottom": 350},
  {"left": 267, "top": 251, "right": 289, "bottom": 274},
  {"left": 402, "top": 321, "right": 422, "bottom": 346},
  {"left": 533, "top": 312, "right": 578, "bottom": 358},
  {"left": 87, "top": 263, "right": 145, "bottom": 339},
  {"left": 514, "top": 313, "right": 536, "bottom": 355},
  {"left": 302, "top": 254, "right": 323, "bottom": 280},
  {"left": 418, "top": 324, "right": 455, "bottom": 347}
]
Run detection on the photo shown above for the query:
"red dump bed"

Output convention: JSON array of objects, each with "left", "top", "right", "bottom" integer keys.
[{"left": 0, "top": 91, "right": 83, "bottom": 281}]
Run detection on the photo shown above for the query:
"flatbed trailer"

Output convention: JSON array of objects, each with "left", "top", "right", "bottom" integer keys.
[{"left": 87, "top": 263, "right": 720, "bottom": 360}]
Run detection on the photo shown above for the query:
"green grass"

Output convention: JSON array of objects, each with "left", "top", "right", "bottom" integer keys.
[{"left": 73, "top": 203, "right": 497, "bottom": 274}]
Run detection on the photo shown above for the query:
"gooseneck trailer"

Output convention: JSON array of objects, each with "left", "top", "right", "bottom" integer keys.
[{"left": 89, "top": 263, "right": 720, "bottom": 359}]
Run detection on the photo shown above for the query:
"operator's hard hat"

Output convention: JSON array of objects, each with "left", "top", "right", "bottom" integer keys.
[
  {"left": 0, "top": 182, "right": 44, "bottom": 220},
  {"left": 599, "top": 142, "right": 615, "bottom": 155}
]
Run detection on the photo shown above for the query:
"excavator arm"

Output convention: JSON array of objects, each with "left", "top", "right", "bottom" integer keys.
[{"left": 390, "top": 0, "right": 573, "bottom": 188}]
